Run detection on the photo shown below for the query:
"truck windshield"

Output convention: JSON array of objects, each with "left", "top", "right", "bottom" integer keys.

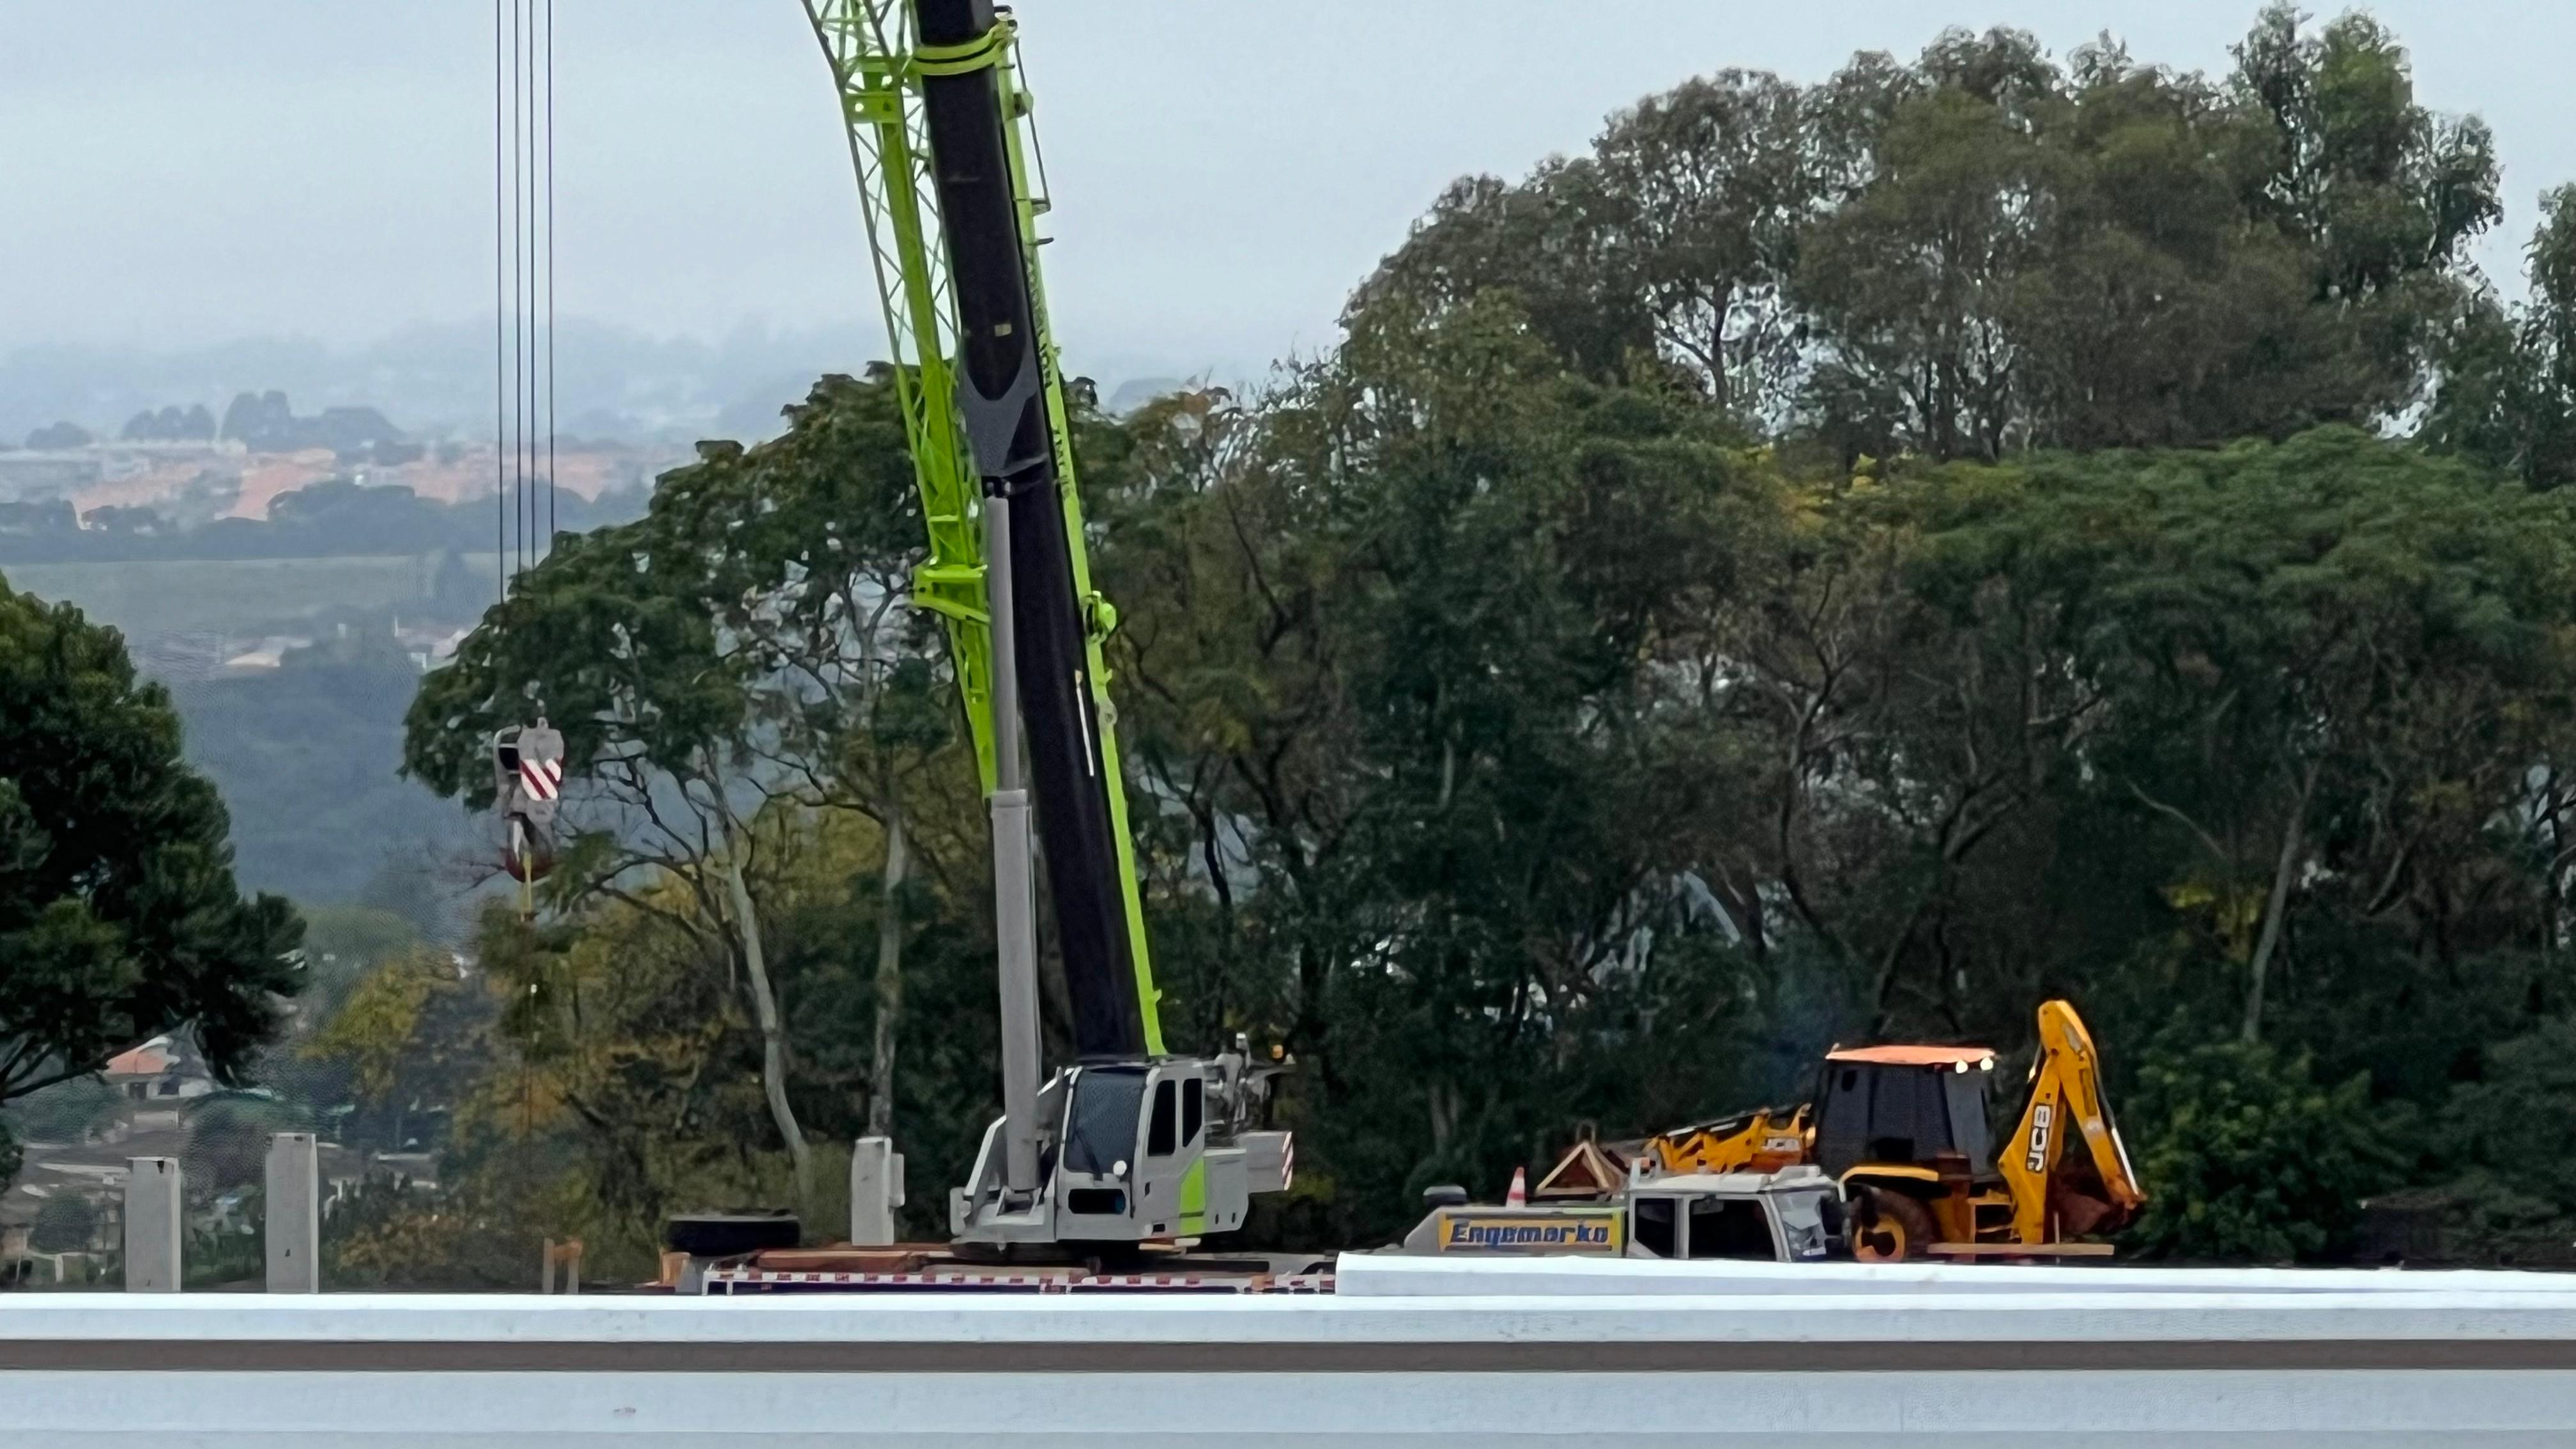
[{"left": 1687, "top": 1197, "right": 1777, "bottom": 1260}]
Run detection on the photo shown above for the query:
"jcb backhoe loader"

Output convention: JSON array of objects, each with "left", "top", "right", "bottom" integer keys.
[
  {"left": 1825, "top": 1000, "right": 2143, "bottom": 1261},
  {"left": 1613, "top": 1000, "right": 2143, "bottom": 1261}
]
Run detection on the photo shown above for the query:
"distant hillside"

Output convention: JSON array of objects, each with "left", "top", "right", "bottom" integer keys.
[
  {"left": 0, "top": 477, "right": 650, "bottom": 566},
  {"left": 174, "top": 630, "right": 475, "bottom": 916},
  {"left": 0, "top": 321, "right": 884, "bottom": 446},
  {"left": 0, "top": 552, "right": 507, "bottom": 921}
]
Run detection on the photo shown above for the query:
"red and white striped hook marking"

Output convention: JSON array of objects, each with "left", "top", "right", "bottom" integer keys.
[{"left": 519, "top": 755, "right": 563, "bottom": 802}]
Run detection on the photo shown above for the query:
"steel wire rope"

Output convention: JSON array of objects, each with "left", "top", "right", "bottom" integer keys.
[
  {"left": 493, "top": 0, "right": 507, "bottom": 606},
  {"left": 522, "top": 0, "right": 541, "bottom": 579},
  {"left": 490, "top": 0, "right": 566, "bottom": 916},
  {"left": 517, "top": 0, "right": 526, "bottom": 579},
  {"left": 520, "top": 0, "right": 535, "bottom": 582},
  {"left": 544, "top": 0, "right": 558, "bottom": 548},
  {"left": 493, "top": 0, "right": 561, "bottom": 590}
]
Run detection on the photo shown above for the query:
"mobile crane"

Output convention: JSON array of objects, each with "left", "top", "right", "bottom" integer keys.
[{"left": 801, "top": 1, "right": 1289, "bottom": 1254}]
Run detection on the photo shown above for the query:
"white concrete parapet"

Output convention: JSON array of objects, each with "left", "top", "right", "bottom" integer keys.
[
  {"left": 1335, "top": 1248, "right": 2576, "bottom": 1297},
  {"left": 5, "top": 1286, "right": 2576, "bottom": 1443}
]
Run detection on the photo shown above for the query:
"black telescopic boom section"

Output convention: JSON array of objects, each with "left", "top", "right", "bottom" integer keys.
[{"left": 916, "top": 0, "right": 1147, "bottom": 1062}]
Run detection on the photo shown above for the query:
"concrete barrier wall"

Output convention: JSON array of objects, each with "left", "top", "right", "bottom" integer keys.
[
  {"left": 1335, "top": 1250, "right": 2576, "bottom": 1297},
  {"left": 8, "top": 1290, "right": 2576, "bottom": 1444}
]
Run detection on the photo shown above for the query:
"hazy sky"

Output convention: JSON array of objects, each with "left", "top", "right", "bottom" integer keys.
[{"left": 6, "top": 1, "right": 2573, "bottom": 385}]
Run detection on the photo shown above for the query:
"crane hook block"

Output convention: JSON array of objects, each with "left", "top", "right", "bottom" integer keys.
[
  {"left": 493, "top": 719, "right": 567, "bottom": 828},
  {"left": 515, "top": 718, "right": 567, "bottom": 828},
  {"left": 501, "top": 820, "right": 557, "bottom": 884},
  {"left": 491, "top": 721, "right": 567, "bottom": 885}
]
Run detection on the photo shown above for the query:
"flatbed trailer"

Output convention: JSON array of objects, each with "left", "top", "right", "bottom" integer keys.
[
  {"left": 693, "top": 1245, "right": 1335, "bottom": 1295},
  {"left": 705, "top": 1266, "right": 1336, "bottom": 1294}
]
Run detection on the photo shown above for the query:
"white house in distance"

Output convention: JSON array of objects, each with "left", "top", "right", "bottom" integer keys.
[{"left": 101, "top": 1034, "right": 218, "bottom": 1105}]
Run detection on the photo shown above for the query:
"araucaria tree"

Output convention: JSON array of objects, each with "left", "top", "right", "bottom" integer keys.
[{"left": 0, "top": 585, "right": 303, "bottom": 1182}]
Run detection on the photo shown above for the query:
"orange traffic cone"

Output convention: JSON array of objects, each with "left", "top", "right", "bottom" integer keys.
[{"left": 1505, "top": 1166, "right": 1528, "bottom": 1206}]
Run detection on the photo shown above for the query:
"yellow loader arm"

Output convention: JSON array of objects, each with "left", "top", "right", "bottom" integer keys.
[
  {"left": 1640, "top": 1104, "right": 1811, "bottom": 1179},
  {"left": 1996, "top": 999, "right": 2145, "bottom": 1244}
]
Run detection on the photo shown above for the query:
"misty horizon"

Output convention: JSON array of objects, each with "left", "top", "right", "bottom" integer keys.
[
  {"left": 13, "top": 3, "right": 2575, "bottom": 394},
  {"left": 0, "top": 316, "right": 1248, "bottom": 448}
]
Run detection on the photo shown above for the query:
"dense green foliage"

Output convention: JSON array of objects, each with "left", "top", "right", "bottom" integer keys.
[
  {"left": 2124, "top": 1037, "right": 2393, "bottom": 1261},
  {"left": 1358, "top": 8, "right": 2497, "bottom": 465},
  {"left": 326, "top": 6, "right": 2576, "bottom": 1276},
  {"left": 0, "top": 585, "right": 304, "bottom": 1188},
  {"left": 28, "top": 1190, "right": 97, "bottom": 1254}
]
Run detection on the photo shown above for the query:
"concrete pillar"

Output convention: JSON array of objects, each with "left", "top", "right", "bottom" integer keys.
[
  {"left": 541, "top": 1239, "right": 583, "bottom": 1294},
  {"left": 264, "top": 1132, "right": 320, "bottom": 1293},
  {"left": 123, "top": 1157, "right": 181, "bottom": 1292},
  {"left": 850, "top": 1136, "right": 906, "bottom": 1246}
]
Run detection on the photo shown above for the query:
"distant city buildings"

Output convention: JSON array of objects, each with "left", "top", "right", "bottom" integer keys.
[{"left": 0, "top": 392, "right": 678, "bottom": 529}]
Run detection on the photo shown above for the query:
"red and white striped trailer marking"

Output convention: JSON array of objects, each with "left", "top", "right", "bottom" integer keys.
[{"left": 703, "top": 1269, "right": 1336, "bottom": 1295}]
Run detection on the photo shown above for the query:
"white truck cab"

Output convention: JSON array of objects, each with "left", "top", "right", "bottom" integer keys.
[
  {"left": 1625, "top": 1168, "right": 1839, "bottom": 1262},
  {"left": 1390, "top": 1166, "right": 1843, "bottom": 1263}
]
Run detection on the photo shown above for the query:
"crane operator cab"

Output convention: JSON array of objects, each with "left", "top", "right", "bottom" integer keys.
[{"left": 951, "top": 1037, "right": 1292, "bottom": 1250}]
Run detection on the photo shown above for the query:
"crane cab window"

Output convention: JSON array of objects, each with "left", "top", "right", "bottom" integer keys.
[
  {"left": 1181, "top": 1077, "right": 1204, "bottom": 1145},
  {"left": 1686, "top": 1197, "right": 1777, "bottom": 1261},
  {"left": 1632, "top": 1196, "right": 1678, "bottom": 1258},
  {"left": 1066, "top": 1068, "right": 1146, "bottom": 1176},
  {"left": 1147, "top": 1079, "right": 1178, "bottom": 1157}
]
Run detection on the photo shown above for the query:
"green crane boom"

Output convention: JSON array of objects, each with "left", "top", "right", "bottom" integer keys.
[
  {"left": 800, "top": 0, "right": 1163, "bottom": 1056},
  {"left": 798, "top": 1, "right": 1289, "bottom": 1251}
]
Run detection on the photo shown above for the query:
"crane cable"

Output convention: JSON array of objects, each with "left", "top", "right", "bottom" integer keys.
[
  {"left": 494, "top": 0, "right": 558, "bottom": 605},
  {"left": 493, "top": 0, "right": 560, "bottom": 910}
]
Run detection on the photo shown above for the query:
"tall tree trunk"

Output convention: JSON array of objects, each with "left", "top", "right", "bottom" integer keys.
[
  {"left": 866, "top": 801, "right": 908, "bottom": 1140},
  {"left": 721, "top": 850, "right": 809, "bottom": 1181},
  {"left": 1707, "top": 284, "right": 1734, "bottom": 411},
  {"left": 2242, "top": 761, "right": 2320, "bottom": 1044}
]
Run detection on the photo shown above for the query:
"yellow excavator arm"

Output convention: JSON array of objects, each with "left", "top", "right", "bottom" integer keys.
[{"left": 1996, "top": 999, "right": 2144, "bottom": 1244}]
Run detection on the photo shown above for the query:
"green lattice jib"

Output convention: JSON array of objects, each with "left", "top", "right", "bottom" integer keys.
[
  {"left": 801, "top": 2, "right": 1164, "bottom": 1054},
  {"left": 802, "top": 0, "right": 995, "bottom": 792}
]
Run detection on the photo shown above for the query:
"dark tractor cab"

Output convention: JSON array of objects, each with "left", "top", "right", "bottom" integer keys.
[{"left": 1811, "top": 1044, "right": 2000, "bottom": 1178}]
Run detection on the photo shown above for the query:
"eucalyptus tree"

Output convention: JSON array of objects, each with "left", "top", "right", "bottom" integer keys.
[{"left": 405, "top": 372, "right": 961, "bottom": 1179}]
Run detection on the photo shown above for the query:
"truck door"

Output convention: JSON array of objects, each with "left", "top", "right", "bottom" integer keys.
[
  {"left": 1632, "top": 1194, "right": 1680, "bottom": 1257},
  {"left": 1130, "top": 1061, "right": 1203, "bottom": 1237}
]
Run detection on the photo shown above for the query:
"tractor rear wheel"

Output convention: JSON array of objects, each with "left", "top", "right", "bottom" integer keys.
[{"left": 1850, "top": 1188, "right": 1938, "bottom": 1263}]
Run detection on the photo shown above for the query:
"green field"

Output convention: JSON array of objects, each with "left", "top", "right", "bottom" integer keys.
[{"left": 0, "top": 553, "right": 502, "bottom": 637}]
